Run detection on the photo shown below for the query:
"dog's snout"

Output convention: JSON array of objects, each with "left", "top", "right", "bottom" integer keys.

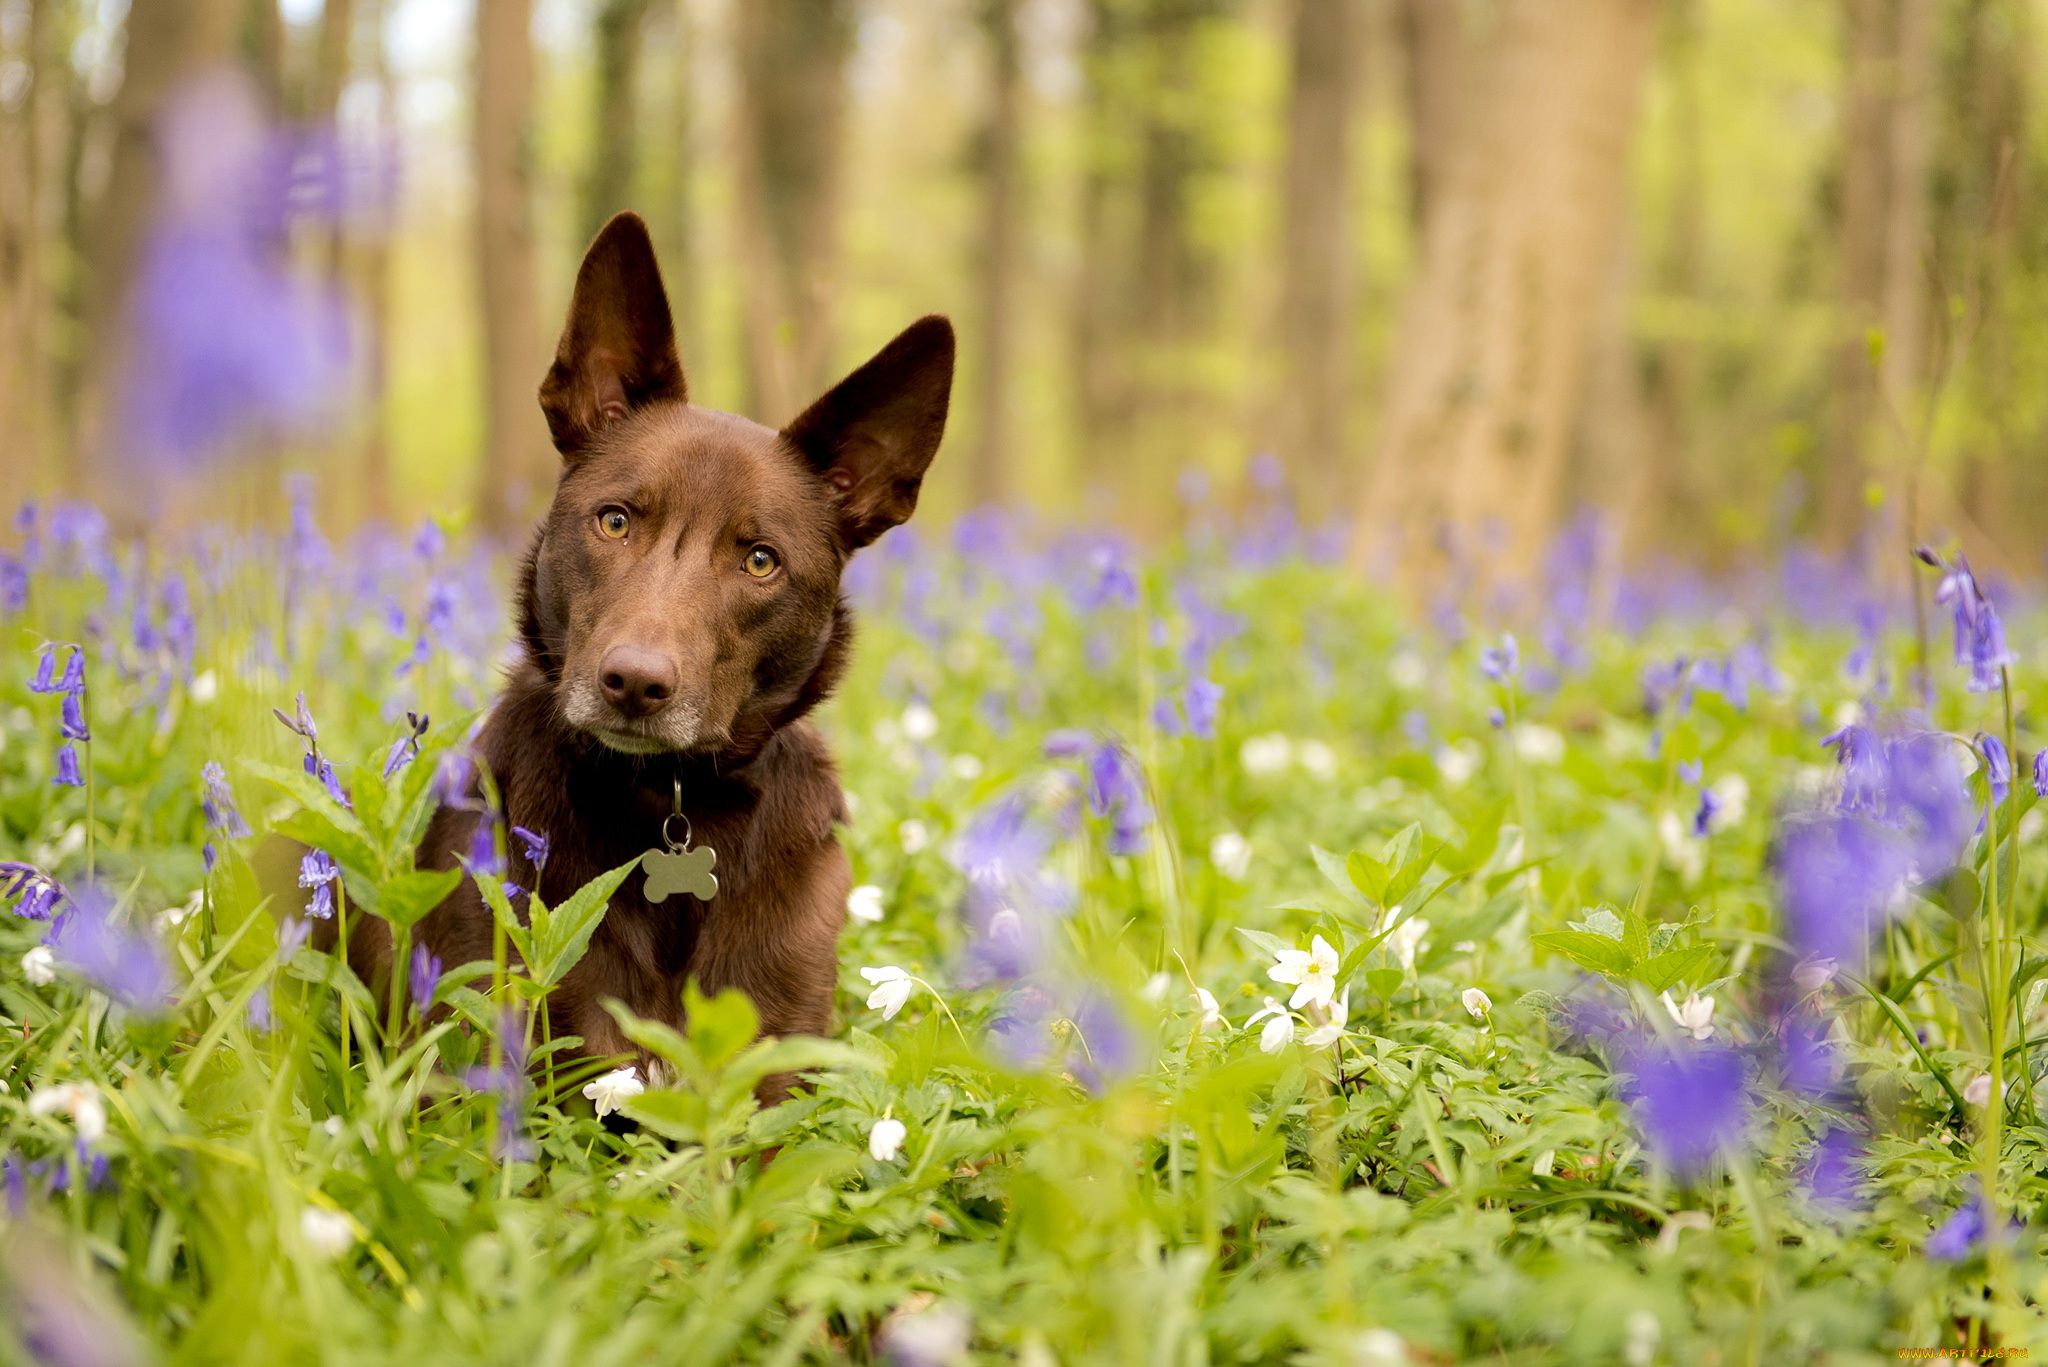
[{"left": 597, "top": 645, "right": 679, "bottom": 719}]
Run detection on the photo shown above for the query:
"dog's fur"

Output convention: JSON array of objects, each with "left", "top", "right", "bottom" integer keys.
[{"left": 341, "top": 212, "right": 953, "bottom": 1078}]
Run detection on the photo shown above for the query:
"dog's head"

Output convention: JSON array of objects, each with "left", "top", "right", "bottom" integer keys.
[{"left": 517, "top": 212, "right": 953, "bottom": 762}]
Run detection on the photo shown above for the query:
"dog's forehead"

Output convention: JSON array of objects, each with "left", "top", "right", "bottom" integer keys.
[{"left": 575, "top": 405, "right": 820, "bottom": 516}]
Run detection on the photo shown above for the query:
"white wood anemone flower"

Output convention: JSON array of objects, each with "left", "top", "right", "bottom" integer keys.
[
  {"left": 28, "top": 1081, "right": 105, "bottom": 1144},
  {"left": 847, "top": 884, "right": 886, "bottom": 924},
  {"left": 300, "top": 1207, "right": 356, "bottom": 1258},
  {"left": 1300, "top": 996, "right": 1348, "bottom": 1049},
  {"left": 1660, "top": 990, "right": 1716, "bottom": 1041},
  {"left": 1268, "top": 934, "right": 1340, "bottom": 1010},
  {"left": 1192, "top": 987, "right": 1223, "bottom": 1032},
  {"left": 862, "top": 965, "right": 916, "bottom": 1019},
  {"left": 1247, "top": 997, "right": 1295, "bottom": 1054},
  {"left": 868, "top": 1116, "right": 908, "bottom": 1162},
  {"left": 20, "top": 945, "right": 55, "bottom": 986},
  {"left": 1462, "top": 988, "right": 1492, "bottom": 1019},
  {"left": 582, "top": 1066, "right": 645, "bottom": 1118}
]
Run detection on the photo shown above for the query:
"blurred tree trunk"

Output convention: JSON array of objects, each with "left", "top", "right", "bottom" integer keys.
[
  {"left": 355, "top": 0, "right": 396, "bottom": 524},
  {"left": 1950, "top": 0, "right": 2028, "bottom": 551},
  {"left": 0, "top": 6, "right": 36, "bottom": 500},
  {"left": 583, "top": 0, "right": 653, "bottom": 247},
  {"left": 1074, "top": 0, "right": 1224, "bottom": 530},
  {"left": 475, "top": 0, "right": 549, "bottom": 532},
  {"left": 734, "top": 0, "right": 854, "bottom": 422},
  {"left": 1881, "top": 0, "right": 1933, "bottom": 413},
  {"left": 1399, "top": 0, "right": 1462, "bottom": 239},
  {"left": 75, "top": 0, "right": 240, "bottom": 509},
  {"left": 652, "top": 1, "right": 702, "bottom": 369},
  {"left": 1353, "top": 0, "right": 1658, "bottom": 597},
  {"left": 1277, "top": 0, "right": 1358, "bottom": 492},
  {"left": 1824, "top": 0, "right": 1892, "bottom": 553},
  {"left": 967, "top": 0, "right": 1022, "bottom": 508}
]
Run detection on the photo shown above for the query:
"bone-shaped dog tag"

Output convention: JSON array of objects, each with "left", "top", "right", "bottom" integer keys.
[{"left": 642, "top": 845, "right": 718, "bottom": 903}]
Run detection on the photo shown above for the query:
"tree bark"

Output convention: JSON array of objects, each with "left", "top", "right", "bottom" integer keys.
[
  {"left": 967, "top": 0, "right": 1023, "bottom": 508},
  {"left": 583, "top": 0, "right": 653, "bottom": 247},
  {"left": 1353, "top": 0, "right": 1658, "bottom": 597},
  {"left": 475, "top": 0, "right": 549, "bottom": 533},
  {"left": 1881, "top": 0, "right": 1933, "bottom": 425},
  {"left": 1399, "top": 0, "right": 1463, "bottom": 239},
  {"left": 75, "top": 0, "right": 240, "bottom": 507},
  {"left": 733, "top": 0, "right": 854, "bottom": 422},
  {"left": 1278, "top": 0, "right": 1358, "bottom": 492},
  {"left": 1824, "top": 0, "right": 1891, "bottom": 553}
]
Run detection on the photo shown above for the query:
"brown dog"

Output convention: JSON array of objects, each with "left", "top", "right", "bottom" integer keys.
[{"left": 344, "top": 212, "right": 952, "bottom": 1082}]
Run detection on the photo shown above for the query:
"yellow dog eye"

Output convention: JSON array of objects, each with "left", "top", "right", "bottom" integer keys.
[
  {"left": 598, "top": 509, "right": 630, "bottom": 540},
  {"left": 744, "top": 546, "right": 780, "bottom": 578}
]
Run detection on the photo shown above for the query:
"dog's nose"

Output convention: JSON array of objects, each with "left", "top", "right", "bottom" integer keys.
[{"left": 597, "top": 645, "right": 678, "bottom": 719}]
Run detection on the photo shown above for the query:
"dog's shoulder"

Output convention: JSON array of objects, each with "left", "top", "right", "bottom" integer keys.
[{"left": 743, "top": 719, "right": 847, "bottom": 846}]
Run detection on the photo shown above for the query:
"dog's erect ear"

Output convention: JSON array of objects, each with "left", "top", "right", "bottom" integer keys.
[
  {"left": 783, "top": 316, "right": 955, "bottom": 549},
  {"left": 538, "top": 212, "right": 686, "bottom": 457}
]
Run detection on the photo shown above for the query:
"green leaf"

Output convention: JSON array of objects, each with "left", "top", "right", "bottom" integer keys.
[
  {"left": 1633, "top": 945, "right": 1716, "bottom": 993},
  {"left": 1235, "top": 926, "right": 1293, "bottom": 959},
  {"left": 251, "top": 761, "right": 383, "bottom": 881},
  {"left": 527, "top": 859, "right": 638, "bottom": 989},
  {"left": 1365, "top": 968, "right": 1404, "bottom": 1000},
  {"left": 684, "top": 980, "right": 761, "bottom": 1073},
  {"left": 602, "top": 999, "right": 699, "bottom": 1081},
  {"left": 626, "top": 1089, "right": 708, "bottom": 1143},
  {"left": 376, "top": 868, "right": 461, "bottom": 931},
  {"left": 1530, "top": 930, "right": 1635, "bottom": 978},
  {"left": 476, "top": 874, "right": 531, "bottom": 966},
  {"left": 1310, "top": 846, "right": 1368, "bottom": 905},
  {"left": 1345, "top": 851, "right": 1390, "bottom": 905},
  {"left": 1381, "top": 822, "right": 1422, "bottom": 871},
  {"left": 1568, "top": 907, "right": 1627, "bottom": 941}
]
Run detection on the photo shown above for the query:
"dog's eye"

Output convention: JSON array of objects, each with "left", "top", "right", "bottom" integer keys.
[
  {"left": 598, "top": 509, "right": 630, "bottom": 540},
  {"left": 744, "top": 546, "right": 780, "bottom": 578}
]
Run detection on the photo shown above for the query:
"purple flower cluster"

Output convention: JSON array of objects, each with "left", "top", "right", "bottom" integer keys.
[
  {"left": 463, "top": 1012, "right": 534, "bottom": 1161},
  {"left": 29, "top": 643, "right": 87, "bottom": 788},
  {"left": 1923, "top": 550, "right": 2015, "bottom": 693},
  {"left": 47, "top": 888, "right": 174, "bottom": 1011},
  {"left": 298, "top": 850, "right": 340, "bottom": 920},
  {"left": 1, "top": 863, "right": 73, "bottom": 922}
]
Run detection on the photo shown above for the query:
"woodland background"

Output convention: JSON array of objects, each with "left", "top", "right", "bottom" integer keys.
[{"left": 0, "top": 0, "right": 2042, "bottom": 590}]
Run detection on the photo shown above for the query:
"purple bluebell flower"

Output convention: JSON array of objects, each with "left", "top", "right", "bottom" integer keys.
[
  {"left": 409, "top": 943, "right": 443, "bottom": 1011},
  {"left": 0, "top": 557, "right": 24, "bottom": 614},
  {"left": 2034, "top": 749, "right": 2048, "bottom": 800},
  {"left": 464, "top": 1011, "right": 534, "bottom": 1161},
  {"left": 1927, "top": 1191, "right": 1988, "bottom": 1261},
  {"left": 1978, "top": 733, "right": 2011, "bottom": 807},
  {"left": 1042, "top": 729, "right": 1094, "bottom": 759},
  {"left": 467, "top": 819, "right": 505, "bottom": 880},
  {"left": 51, "top": 743, "right": 83, "bottom": 788},
  {"left": 1678, "top": 759, "right": 1703, "bottom": 784},
  {"left": 116, "top": 71, "right": 351, "bottom": 470},
  {"left": 1693, "top": 787, "right": 1722, "bottom": 838},
  {"left": 382, "top": 712, "right": 430, "bottom": 778},
  {"left": 1641, "top": 657, "right": 1692, "bottom": 718},
  {"left": 1806, "top": 1127, "right": 1864, "bottom": 1208},
  {"left": 1479, "top": 634, "right": 1519, "bottom": 683},
  {"left": 1620, "top": 1041, "right": 1749, "bottom": 1176},
  {"left": 433, "top": 747, "right": 477, "bottom": 806},
  {"left": 55, "top": 649, "right": 83, "bottom": 694},
  {"left": 247, "top": 985, "right": 275, "bottom": 1033},
  {"left": 1, "top": 863, "right": 71, "bottom": 921},
  {"left": 1779, "top": 1012, "right": 1840, "bottom": 1097},
  {"left": 1085, "top": 741, "right": 1151, "bottom": 856},
  {"left": 3, "top": 1155, "right": 22, "bottom": 1217},
  {"left": 1776, "top": 813, "right": 1909, "bottom": 966},
  {"left": 298, "top": 849, "right": 340, "bottom": 919},
  {"left": 59, "top": 692, "right": 88, "bottom": 742},
  {"left": 273, "top": 691, "right": 318, "bottom": 745},
  {"left": 1150, "top": 697, "right": 1184, "bottom": 737},
  {"left": 278, "top": 917, "right": 313, "bottom": 961},
  {"left": 304, "top": 751, "right": 349, "bottom": 808},
  {"left": 511, "top": 826, "right": 549, "bottom": 873},
  {"left": 988, "top": 984, "right": 1058, "bottom": 1070},
  {"left": 1181, "top": 677, "right": 1223, "bottom": 740},
  {"left": 28, "top": 646, "right": 57, "bottom": 693},
  {"left": 1927, "top": 551, "right": 2015, "bottom": 693},
  {"left": 1070, "top": 990, "right": 1142, "bottom": 1095},
  {"left": 47, "top": 888, "right": 174, "bottom": 1010},
  {"left": 201, "top": 762, "right": 252, "bottom": 839},
  {"left": 951, "top": 795, "right": 1071, "bottom": 983}
]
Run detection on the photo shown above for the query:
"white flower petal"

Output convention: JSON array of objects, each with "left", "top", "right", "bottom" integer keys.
[{"left": 868, "top": 1116, "right": 908, "bottom": 1162}]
